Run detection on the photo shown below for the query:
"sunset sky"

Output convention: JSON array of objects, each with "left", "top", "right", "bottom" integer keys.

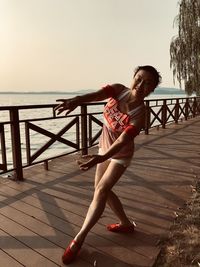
[{"left": 0, "top": 0, "right": 179, "bottom": 92}]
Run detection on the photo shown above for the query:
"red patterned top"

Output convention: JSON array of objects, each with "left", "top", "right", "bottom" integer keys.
[{"left": 99, "top": 84, "right": 145, "bottom": 159}]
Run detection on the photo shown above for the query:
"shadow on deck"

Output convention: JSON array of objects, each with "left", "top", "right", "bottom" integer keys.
[{"left": 0, "top": 117, "right": 200, "bottom": 267}]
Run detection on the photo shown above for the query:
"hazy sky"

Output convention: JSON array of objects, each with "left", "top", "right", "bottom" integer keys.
[{"left": 0, "top": 0, "right": 180, "bottom": 92}]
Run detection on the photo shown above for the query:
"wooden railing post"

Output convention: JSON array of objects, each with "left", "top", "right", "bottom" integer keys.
[
  {"left": 193, "top": 97, "right": 197, "bottom": 117},
  {"left": 145, "top": 100, "right": 150, "bottom": 134},
  {"left": 9, "top": 108, "right": 23, "bottom": 181},
  {"left": 197, "top": 98, "right": 200, "bottom": 115},
  {"left": 162, "top": 100, "right": 167, "bottom": 129},
  {"left": 0, "top": 124, "right": 7, "bottom": 172},
  {"left": 81, "top": 104, "right": 88, "bottom": 155},
  {"left": 185, "top": 98, "right": 189, "bottom": 120},
  {"left": 175, "top": 99, "right": 179, "bottom": 123}
]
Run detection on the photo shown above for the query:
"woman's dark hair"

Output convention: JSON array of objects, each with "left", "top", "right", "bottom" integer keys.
[{"left": 134, "top": 65, "right": 162, "bottom": 87}]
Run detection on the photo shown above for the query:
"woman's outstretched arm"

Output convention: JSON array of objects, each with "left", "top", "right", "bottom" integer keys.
[
  {"left": 54, "top": 84, "right": 124, "bottom": 116},
  {"left": 54, "top": 88, "right": 108, "bottom": 115}
]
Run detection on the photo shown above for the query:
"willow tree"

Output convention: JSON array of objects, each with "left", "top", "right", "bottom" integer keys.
[{"left": 170, "top": 0, "right": 200, "bottom": 96}]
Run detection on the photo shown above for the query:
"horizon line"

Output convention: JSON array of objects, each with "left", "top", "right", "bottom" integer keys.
[{"left": 0, "top": 87, "right": 184, "bottom": 94}]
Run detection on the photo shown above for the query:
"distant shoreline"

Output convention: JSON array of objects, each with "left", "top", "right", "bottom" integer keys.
[
  {"left": 0, "top": 91, "right": 81, "bottom": 95},
  {"left": 0, "top": 87, "right": 187, "bottom": 95}
]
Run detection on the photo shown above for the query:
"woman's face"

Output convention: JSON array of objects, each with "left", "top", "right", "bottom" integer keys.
[{"left": 131, "top": 70, "right": 156, "bottom": 100}]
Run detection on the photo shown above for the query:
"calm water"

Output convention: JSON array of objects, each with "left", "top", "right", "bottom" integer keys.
[
  {"left": 0, "top": 92, "right": 101, "bottom": 168},
  {"left": 0, "top": 91, "right": 189, "bottom": 168},
  {"left": 0, "top": 91, "right": 188, "bottom": 106}
]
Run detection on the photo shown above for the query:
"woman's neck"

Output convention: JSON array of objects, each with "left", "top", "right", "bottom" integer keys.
[{"left": 127, "top": 91, "right": 143, "bottom": 106}]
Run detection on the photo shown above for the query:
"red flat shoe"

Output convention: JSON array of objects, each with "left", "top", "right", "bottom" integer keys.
[
  {"left": 107, "top": 222, "right": 136, "bottom": 233},
  {"left": 62, "top": 240, "right": 81, "bottom": 265}
]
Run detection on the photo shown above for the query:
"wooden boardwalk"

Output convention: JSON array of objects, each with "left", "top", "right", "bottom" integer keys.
[{"left": 0, "top": 117, "right": 199, "bottom": 267}]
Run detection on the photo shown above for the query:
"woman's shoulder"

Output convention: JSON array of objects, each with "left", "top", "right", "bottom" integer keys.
[
  {"left": 102, "top": 83, "right": 127, "bottom": 98},
  {"left": 111, "top": 83, "right": 130, "bottom": 97},
  {"left": 111, "top": 83, "right": 128, "bottom": 90},
  {"left": 102, "top": 83, "right": 130, "bottom": 99}
]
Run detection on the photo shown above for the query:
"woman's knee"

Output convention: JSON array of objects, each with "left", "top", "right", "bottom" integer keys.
[{"left": 95, "top": 183, "right": 110, "bottom": 200}]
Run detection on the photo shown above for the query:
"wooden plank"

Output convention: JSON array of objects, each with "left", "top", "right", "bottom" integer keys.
[
  {"left": 0, "top": 191, "right": 153, "bottom": 266},
  {"left": 0, "top": 163, "right": 190, "bottom": 247},
  {"left": 0, "top": 152, "right": 192, "bottom": 259},
  {"left": 0, "top": 184, "right": 159, "bottom": 259},
  {"left": 0, "top": 249, "right": 23, "bottom": 267},
  {"left": 0, "top": 179, "right": 162, "bottom": 249},
  {"left": 0, "top": 228, "right": 59, "bottom": 267},
  {"left": 0, "top": 117, "right": 199, "bottom": 267}
]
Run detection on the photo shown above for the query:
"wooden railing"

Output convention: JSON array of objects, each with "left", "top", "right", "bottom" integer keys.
[
  {"left": 144, "top": 97, "right": 200, "bottom": 134},
  {"left": 0, "top": 97, "right": 200, "bottom": 181}
]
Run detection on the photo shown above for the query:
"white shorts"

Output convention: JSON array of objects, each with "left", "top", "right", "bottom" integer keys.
[{"left": 98, "top": 148, "right": 132, "bottom": 168}]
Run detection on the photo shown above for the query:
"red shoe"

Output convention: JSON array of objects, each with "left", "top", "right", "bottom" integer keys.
[
  {"left": 62, "top": 240, "right": 81, "bottom": 265},
  {"left": 107, "top": 222, "right": 136, "bottom": 233}
]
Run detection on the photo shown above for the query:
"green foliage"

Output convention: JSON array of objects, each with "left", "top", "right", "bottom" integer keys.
[{"left": 170, "top": 0, "right": 200, "bottom": 96}]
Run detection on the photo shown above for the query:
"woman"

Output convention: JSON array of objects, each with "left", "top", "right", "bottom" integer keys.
[{"left": 55, "top": 65, "right": 162, "bottom": 264}]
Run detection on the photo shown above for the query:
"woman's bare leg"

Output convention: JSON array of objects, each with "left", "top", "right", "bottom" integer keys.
[
  {"left": 106, "top": 191, "right": 132, "bottom": 225},
  {"left": 95, "top": 161, "right": 132, "bottom": 225},
  {"left": 72, "top": 161, "right": 127, "bottom": 246}
]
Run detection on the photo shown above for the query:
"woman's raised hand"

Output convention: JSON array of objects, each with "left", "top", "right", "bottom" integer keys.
[
  {"left": 76, "top": 154, "right": 105, "bottom": 170},
  {"left": 54, "top": 97, "right": 79, "bottom": 116}
]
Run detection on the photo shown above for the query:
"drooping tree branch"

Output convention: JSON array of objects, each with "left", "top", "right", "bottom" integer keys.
[{"left": 170, "top": 0, "right": 200, "bottom": 95}]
